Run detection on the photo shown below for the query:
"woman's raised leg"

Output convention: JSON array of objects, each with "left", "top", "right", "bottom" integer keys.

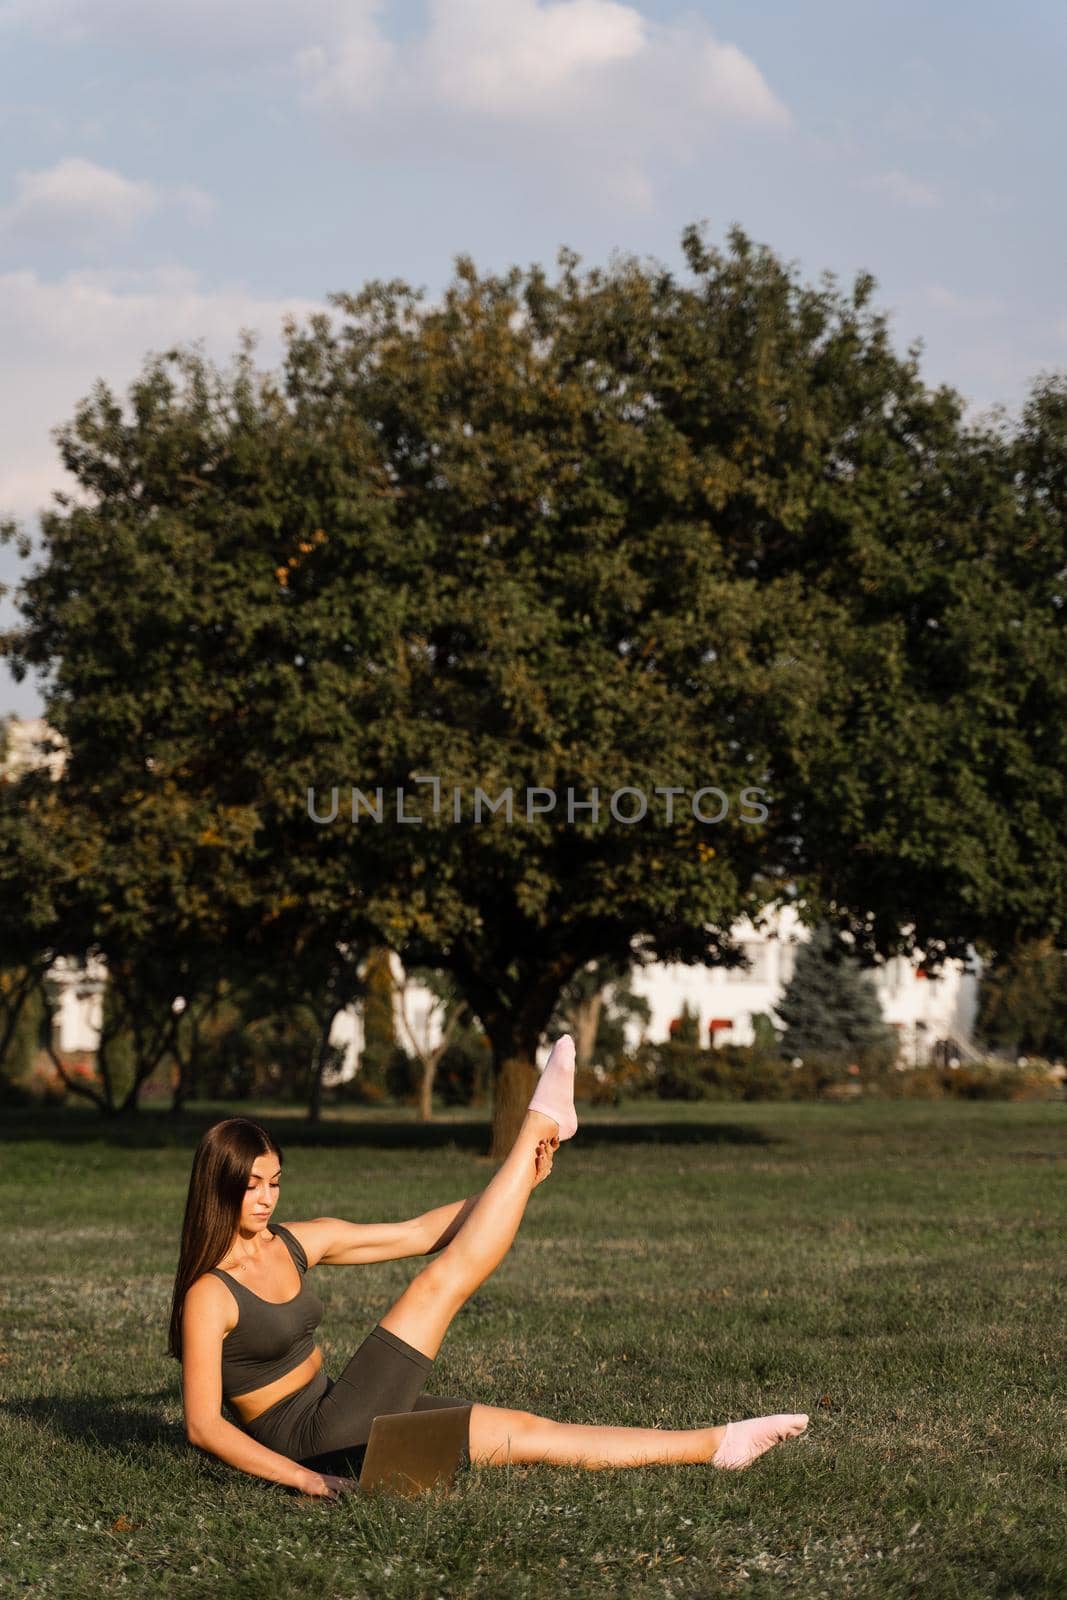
[{"left": 377, "top": 1107, "right": 559, "bottom": 1361}]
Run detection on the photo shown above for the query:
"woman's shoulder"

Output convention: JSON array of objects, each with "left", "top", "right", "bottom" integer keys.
[
  {"left": 183, "top": 1271, "right": 238, "bottom": 1333},
  {"left": 271, "top": 1219, "right": 311, "bottom": 1268}
]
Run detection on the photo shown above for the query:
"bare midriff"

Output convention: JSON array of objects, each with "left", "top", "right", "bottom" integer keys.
[{"left": 229, "top": 1344, "right": 324, "bottom": 1424}]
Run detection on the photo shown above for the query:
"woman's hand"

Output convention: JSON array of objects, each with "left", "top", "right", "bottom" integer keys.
[
  {"left": 533, "top": 1134, "right": 559, "bottom": 1187},
  {"left": 298, "top": 1470, "right": 360, "bottom": 1500}
]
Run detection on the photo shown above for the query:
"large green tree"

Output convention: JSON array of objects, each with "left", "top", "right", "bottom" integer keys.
[{"left": 4, "top": 223, "right": 1066, "bottom": 1152}]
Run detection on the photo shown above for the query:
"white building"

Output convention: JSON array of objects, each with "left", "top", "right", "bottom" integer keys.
[
  {"left": 624, "top": 903, "right": 982, "bottom": 1068},
  {"left": 2, "top": 714, "right": 984, "bottom": 1076},
  {"left": 1, "top": 715, "right": 66, "bottom": 780}
]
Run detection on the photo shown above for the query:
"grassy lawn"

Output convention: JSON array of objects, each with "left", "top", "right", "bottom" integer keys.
[{"left": 1, "top": 1098, "right": 1063, "bottom": 1599}]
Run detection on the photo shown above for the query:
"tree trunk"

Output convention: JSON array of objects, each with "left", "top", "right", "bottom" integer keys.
[
  {"left": 307, "top": 1003, "right": 343, "bottom": 1124},
  {"left": 573, "top": 990, "right": 604, "bottom": 1069},
  {"left": 489, "top": 1051, "right": 540, "bottom": 1160},
  {"left": 168, "top": 1036, "right": 192, "bottom": 1116},
  {"left": 418, "top": 1058, "right": 437, "bottom": 1122},
  {"left": 451, "top": 958, "right": 583, "bottom": 1159}
]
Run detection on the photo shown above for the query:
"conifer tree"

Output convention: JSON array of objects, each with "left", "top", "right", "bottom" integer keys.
[
  {"left": 776, "top": 923, "right": 897, "bottom": 1067},
  {"left": 669, "top": 999, "right": 702, "bottom": 1047}
]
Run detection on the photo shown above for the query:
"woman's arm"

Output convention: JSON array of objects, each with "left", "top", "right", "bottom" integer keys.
[
  {"left": 181, "top": 1280, "right": 323, "bottom": 1495},
  {"left": 419, "top": 1193, "right": 483, "bottom": 1254},
  {"left": 187, "top": 1413, "right": 324, "bottom": 1494}
]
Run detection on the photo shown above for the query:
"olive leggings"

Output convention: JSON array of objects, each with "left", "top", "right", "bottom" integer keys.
[{"left": 239, "top": 1322, "right": 474, "bottom": 1479}]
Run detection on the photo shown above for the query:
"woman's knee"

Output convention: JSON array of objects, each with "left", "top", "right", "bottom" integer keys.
[
  {"left": 468, "top": 1404, "right": 544, "bottom": 1465},
  {"left": 408, "top": 1253, "right": 470, "bottom": 1311},
  {"left": 376, "top": 1265, "right": 466, "bottom": 1362}
]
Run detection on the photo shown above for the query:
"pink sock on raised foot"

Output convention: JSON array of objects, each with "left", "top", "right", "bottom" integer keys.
[
  {"left": 527, "top": 1034, "right": 578, "bottom": 1141},
  {"left": 710, "top": 1413, "right": 809, "bottom": 1470}
]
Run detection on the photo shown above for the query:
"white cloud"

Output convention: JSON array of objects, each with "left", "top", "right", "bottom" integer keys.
[
  {"left": 295, "top": 0, "right": 791, "bottom": 209},
  {"left": 0, "top": 265, "right": 330, "bottom": 523},
  {"left": 419, "top": 0, "right": 647, "bottom": 117},
  {"left": 852, "top": 169, "right": 940, "bottom": 209},
  {"left": 297, "top": 0, "right": 789, "bottom": 128},
  {"left": 692, "top": 36, "right": 789, "bottom": 125},
  {"left": 0, "top": 2, "right": 791, "bottom": 214},
  {"left": 0, "top": 157, "right": 158, "bottom": 243},
  {"left": 0, "top": 158, "right": 216, "bottom": 250},
  {"left": 293, "top": 9, "right": 396, "bottom": 113}
]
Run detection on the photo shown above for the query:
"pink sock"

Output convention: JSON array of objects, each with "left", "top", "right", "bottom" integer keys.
[
  {"left": 527, "top": 1034, "right": 578, "bottom": 1141},
  {"left": 710, "top": 1413, "right": 809, "bottom": 1470}
]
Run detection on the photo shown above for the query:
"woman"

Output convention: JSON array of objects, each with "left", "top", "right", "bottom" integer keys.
[{"left": 168, "top": 1035, "right": 808, "bottom": 1499}]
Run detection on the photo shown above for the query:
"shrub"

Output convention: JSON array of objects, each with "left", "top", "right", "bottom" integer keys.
[
  {"left": 846, "top": 1059, "right": 1062, "bottom": 1101},
  {"left": 6, "top": 1051, "right": 100, "bottom": 1107},
  {"left": 336, "top": 1062, "right": 392, "bottom": 1105},
  {"left": 938, "top": 1061, "right": 1061, "bottom": 1100},
  {"left": 650, "top": 1041, "right": 716, "bottom": 1100},
  {"left": 703, "top": 1044, "right": 795, "bottom": 1101},
  {"left": 603, "top": 1051, "right": 659, "bottom": 1102},
  {"left": 641, "top": 1041, "right": 879, "bottom": 1101},
  {"left": 574, "top": 1065, "right": 621, "bottom": 1106}
]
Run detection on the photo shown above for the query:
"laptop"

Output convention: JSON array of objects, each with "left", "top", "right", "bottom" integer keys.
[
  {"left": 359, "top": 1404, "right": 471, "bottom": 1496},
  {"left": 297, "top": 1403, "right": 470, "bottom": 1498}
]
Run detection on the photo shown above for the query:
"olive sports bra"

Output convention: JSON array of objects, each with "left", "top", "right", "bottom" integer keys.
[{"left": 207, "top": 1222, "right": 325, "bottom": 1401}]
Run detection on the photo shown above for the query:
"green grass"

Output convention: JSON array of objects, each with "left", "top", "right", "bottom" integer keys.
[{"left": 1, "top": 1099, "right": 1064, "bottom": 1599}]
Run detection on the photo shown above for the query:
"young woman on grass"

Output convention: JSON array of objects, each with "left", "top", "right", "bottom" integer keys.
[{"left": 168, "top": 1035, "right": 809, "bottom": 1500}]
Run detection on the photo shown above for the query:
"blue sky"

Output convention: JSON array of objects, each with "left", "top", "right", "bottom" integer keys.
[{"left": 2, "top": 0, "right": 1065, "bottom": 717}]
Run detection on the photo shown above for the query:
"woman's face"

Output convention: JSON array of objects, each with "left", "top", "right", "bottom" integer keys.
[{"left": 241, "top": 1153, "right": 282, "bottom": 1231}]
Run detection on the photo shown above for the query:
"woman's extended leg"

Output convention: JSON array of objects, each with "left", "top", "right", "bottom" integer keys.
[
  {"left": 466, "top": 1405, "right": 809, "bottom": 1471},
  {"left": 468, "top": 1405, "right": 725, "bottom": 1468},
  {"left": 377, "top": 1105, "right": 560, "bottom": 1361}
]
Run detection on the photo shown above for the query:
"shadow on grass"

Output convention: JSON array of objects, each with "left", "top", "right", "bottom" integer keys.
[
  {"left": 0, "top": 1106, "right": 779, "bottom": 1152},
  {"left": 0, "top": 1390, "right": 293, "bottom": 1496},
  {"left": 1, "top": 1387, "right": 186, "bottom": 1458}
]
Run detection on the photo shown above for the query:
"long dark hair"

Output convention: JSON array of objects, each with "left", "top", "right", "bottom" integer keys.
[{"left": 166, "top": 1117, "right": 284, "bottom": 1363}]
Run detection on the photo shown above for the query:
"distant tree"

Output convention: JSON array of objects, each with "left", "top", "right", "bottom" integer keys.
[
  {"left": 975, "top": 935, "right": 1067, "bottom": 1060},
  {"left": 669, "top": 999, "right": 702, "bottom": 1047},
  {"left": 776, "top": 922, "right": 897, "bottom": 1068},
  {"left": 0, "top": 762, "right": 71, "bottom": 1082},
  {"left": 392, "top": 966, "right": 472, "bottom": 1121},
  {"left": 591, "top": 975, "right": 652, "bottom": 1068},
  {"left": 550, "top": 956, "right": 623, "bottom": 1068},
  {"left": 750, "top": 1011, "right": 782, "bottom": 1051},
  {"left": 354, "top": 948, "right": 398, "bottom": 1100},
  {"left": 548, "top": 956, "right": 652, "bottom": 1069},
  {"left": 165, "top": 977, "right": 232, "bottom": 1112},
  {"left": 0, "top": 971, "right": 48, "bottom": 1098},
  {"left": 435, "top": 1015, "right": 494, "bottom": 1108}
]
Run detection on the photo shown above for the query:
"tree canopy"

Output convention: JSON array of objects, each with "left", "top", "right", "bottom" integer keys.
[{"left": 3, "top": 222, "right": 1065, "bottom": 1150}]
